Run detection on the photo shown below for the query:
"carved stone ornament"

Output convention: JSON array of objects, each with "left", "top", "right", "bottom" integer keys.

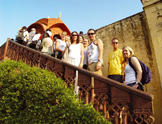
[
  {"left": 141, "top": 0, "right": 150, "bottom": 4},
  {"left": 141, "top": 0, "right": 160, "bottom": 7}
]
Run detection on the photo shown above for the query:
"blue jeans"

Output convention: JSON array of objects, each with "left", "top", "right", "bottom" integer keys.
[{"left": 127, "top": 82, "right": 143, "bottom": 91}]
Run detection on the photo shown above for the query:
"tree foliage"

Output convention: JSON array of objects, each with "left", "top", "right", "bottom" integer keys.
[{"left": 0, "top": 60, "right": 111, "bottom": 124}]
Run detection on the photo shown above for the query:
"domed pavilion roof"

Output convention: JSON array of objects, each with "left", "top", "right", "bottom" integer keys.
[{"left": 27, "top": 18, "right": 71, "bottom": 37}]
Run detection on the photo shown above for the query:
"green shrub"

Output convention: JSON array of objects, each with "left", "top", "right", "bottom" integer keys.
[{"left": 0, "top": 60, "right": 111, "bottom": 124}]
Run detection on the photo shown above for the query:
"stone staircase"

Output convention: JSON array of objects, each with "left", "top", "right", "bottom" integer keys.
[{"left": 0, "top": 38, "right": 155, "bottom": 124}]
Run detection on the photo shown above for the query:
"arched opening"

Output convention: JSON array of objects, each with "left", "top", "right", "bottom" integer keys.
[
  {"left": 27, "top": 23, "right": 46, "bottom": 34},
  {"left": 49, "top": 23, "right": 71, "bottom": 36}
]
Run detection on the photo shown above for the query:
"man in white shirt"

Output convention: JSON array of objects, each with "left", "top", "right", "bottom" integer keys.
[
  {"left": 27, "top": 28, "right": 36, "bottom": 46},
  {"left": 87, "top": 29, "right": 103, "bottom": 76}
]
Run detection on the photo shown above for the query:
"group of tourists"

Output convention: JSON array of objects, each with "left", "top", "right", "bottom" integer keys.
[
  {"left": 15, "top": 26, "right": 144, "bottom": 92},
  {"left": 14, "top": 26, "right": 148, "bottom": 123}
]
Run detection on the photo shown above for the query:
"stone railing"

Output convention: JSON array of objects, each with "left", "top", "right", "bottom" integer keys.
[{"left": 0, "top": 38, "right": 155, "bottom": 124}]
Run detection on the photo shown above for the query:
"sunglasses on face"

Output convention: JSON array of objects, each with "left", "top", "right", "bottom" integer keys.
[
  {"left": 112, "top": 42, "right": 118, "bottom": 44},
  {"left": 88, "top": 33, "right": 95, "bottom": 36},
  {"left": 72, "top": 34, "right": 77, "bottom": 36}
]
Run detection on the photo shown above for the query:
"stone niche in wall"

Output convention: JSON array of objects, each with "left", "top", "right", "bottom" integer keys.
[
  {"left": 157, "top": 11, "right": 162, "bottom": 48},
  {"left": 157, "top": 12, "right": 162, "bottom": 31}
]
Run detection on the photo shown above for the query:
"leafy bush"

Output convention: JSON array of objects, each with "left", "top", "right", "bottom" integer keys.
[{"left": 0, "top": 60, "right": 111, "bottom": 124}]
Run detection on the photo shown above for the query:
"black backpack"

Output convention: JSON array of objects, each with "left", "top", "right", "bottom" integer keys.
[{"left": 129, "top": 56, "right": 151, "bottom": 85}]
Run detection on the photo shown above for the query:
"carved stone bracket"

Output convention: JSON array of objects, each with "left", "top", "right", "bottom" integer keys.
[
  {"left": 54, "top": 62, "right": 64, "bottom": 79},
  {"left": 47, "top": 59, "right": 55, "bottom": 72},
  {"left": 132, "top": 94, "right": 154, "bottom": 123},
  {"left": 31, "top": 52, "right": 40, "bottom": 67},
  {"left": 39, "top": 56, "right": 47, "bottom": 69},
  {"left": 78, "top": 72, "right": 91, "bottom": 103},
  {"left": 64, "top": 66, "right": 75, "bottom": 87}
]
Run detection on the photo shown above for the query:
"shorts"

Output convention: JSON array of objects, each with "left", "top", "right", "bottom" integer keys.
[{"left": 88, "top": 62, "right": 102, "bottom": 76}]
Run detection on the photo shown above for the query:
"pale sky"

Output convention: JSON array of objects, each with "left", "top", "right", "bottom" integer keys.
[{"left": 0, "top": 0, "right": 143, "bottom": 46}]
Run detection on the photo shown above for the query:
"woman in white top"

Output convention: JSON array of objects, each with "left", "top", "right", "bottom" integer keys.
[
  {"left": 122, "top": 46, "right": 143, "bottom": 90},
  {"left": 122, "top": 46, "right": 144, "bottom": 123},
  {"left": 68, "top": 31, "right": 84, "bottom": 68},
  {"left": 40, "top": 31, "right": 53, "bottom": 55},
  {"left": 55, "top": 31, "right": 67, "bottom": 59},
  {"left": 52, "top": 34, "right": 61, "bottom": 57}
]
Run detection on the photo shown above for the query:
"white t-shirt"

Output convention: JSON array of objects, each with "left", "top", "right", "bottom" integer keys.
[
  {"left": 23, "top": 30, "right": 29, "bottom": 42},
  {"left": 32, "top": 34, "right": 41, "bottom": 41},
  {"left": 87, "top": 41, "right": 102, "bottom": 64},
  {"left": 57, "top": 39, "right": 66, "bottom": 51},
  {"left": 124, "top": 62, "right": 136, "bottom": 85},
  {"left": 68, "top": 43, "right": 81, "bottom": 66}
]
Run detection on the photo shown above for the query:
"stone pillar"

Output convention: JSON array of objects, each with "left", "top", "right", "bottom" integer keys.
[{"left": 141, "top": 0, "right": 162, "bottom": 123}]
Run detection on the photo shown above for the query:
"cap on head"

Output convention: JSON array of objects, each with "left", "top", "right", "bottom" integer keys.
[{"left": 46, "top": 30, "right": 52, "bottom": 37}]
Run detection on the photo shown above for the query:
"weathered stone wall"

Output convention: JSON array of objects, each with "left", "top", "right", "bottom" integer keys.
[
  {"left": 95, "top": 12, "right": 151, "bottom": 76},
  {"left": 140, "top": 1, "right": 162, "bottom": 123},
  {"left": 91, "top": 11, "right": 162, "bottom": 123}
]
